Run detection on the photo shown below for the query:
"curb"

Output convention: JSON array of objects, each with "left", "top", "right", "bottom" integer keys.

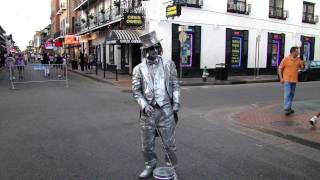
[
  {"left": 180, "top": 79, "right": 278, "bottom": 86},
  {"left": 68, "top": 69, "right": 114, "bottom": 85},
  {"left": 233, "top": 118, "right": 320, "bottom": 150},
  {"left": 69, "top": 69, "right": 278, "bottom": 87}
]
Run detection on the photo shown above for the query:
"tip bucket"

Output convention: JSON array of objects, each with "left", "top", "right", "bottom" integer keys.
[{"left": 153, "top": 167, "right": 176, "bottom": 180}]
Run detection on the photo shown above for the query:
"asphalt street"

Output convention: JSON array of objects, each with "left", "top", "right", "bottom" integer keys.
[{"left": 0, "top": 71, "right": 320, "bottom": 180}]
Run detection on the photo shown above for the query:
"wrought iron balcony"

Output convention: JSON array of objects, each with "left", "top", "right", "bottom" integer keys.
[
  {"left": 174, "top": 0, "right": 203, "bottom": 8},
  {"left": 227, "top": 2, "right": 251, "bottom": 15},
  {"left": 269, "top": 7, "right": 288, "bottom": 20},
  {"left": 75, "top": 6, "right": 145, "bottom": 34},
  {"left": 303, "top": 14, "right": 319, "bottom": 24}
]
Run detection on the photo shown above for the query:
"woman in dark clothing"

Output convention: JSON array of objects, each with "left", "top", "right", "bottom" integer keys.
[{"left": 80, "top": 52, "right": 85, "bottom": 71}]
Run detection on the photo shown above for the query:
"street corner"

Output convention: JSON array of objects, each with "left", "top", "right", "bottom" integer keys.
[
  {"left": 112, "top": 80, "right": 132, "bottom": 92},
  {"left": 231, "top": 101, "right": 320, "bottom": 149}
]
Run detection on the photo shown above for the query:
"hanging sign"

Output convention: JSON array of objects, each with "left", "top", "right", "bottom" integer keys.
[
  {"left": 166, "top": 4, "right": 181, "bottom": 18},
  {"left": 123, "top": 13, "right": 143, "bottom": 26},
  {"left": 64, "top": 35, "right": 79, "bottom": 45}
]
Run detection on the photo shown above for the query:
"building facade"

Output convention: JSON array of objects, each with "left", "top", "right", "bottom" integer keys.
[
  {"left": 73, "top": 0, "right": 145, "bottom": 74},
  {"left": 145, "top": 0, "right": 320, "bottom": 76},
  {"left": 0, "top": 25, "right": 7, "bottom": 54}
]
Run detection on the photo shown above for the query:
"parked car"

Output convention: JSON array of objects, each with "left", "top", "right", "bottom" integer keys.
[{"left": 299, "top": 60, "right": 320, "bottom": 82}]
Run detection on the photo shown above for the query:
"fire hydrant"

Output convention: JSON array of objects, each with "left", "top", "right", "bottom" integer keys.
[{"left": 202, "top": 66, "right": 209, "bottom": 82}]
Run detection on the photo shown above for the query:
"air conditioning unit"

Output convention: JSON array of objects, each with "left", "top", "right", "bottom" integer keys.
[{"left": 283, "top": 10, "right": 289, "bottom": 19}]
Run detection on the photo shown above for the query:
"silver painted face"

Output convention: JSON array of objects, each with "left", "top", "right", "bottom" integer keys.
[{"left": 146, "top": 44, "right": 161, "bottom": 60}]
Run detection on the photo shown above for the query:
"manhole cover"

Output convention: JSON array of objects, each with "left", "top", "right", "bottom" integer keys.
[{"left": 271, "top": 120, "right": 300, "bottom": 127}]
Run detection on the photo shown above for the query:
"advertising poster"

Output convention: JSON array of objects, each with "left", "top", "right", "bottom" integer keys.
[
  {"left": 271, "top": 40, "right": 280, "bottom": 67},
  {"left": 231, "top": 37, "right": 242, "bottom": 68},
  {"left": 180, "top": 33, "right": 193, "bottom": 67}
]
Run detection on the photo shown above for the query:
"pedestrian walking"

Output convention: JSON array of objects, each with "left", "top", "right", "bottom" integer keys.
[
  {"left": 80, "top": 52, "right": 85, "bottom": 71},
  {"left": 15, "top": 54, "right": 26, "bottom": 80},
  {"left": 84, "top": 54, "right": 88, "bottom": 71},
  {"left": 42, "top": 53, "right": 50, "bottom": 77},
  {"left": 5, "top": 53, "right": 16, "bottom": 80},
  {"left": 55, "top": 54, "right": 63, "bottom": 78},
  {"left": 309, "top": 112, "right": 320, "bottom": 126},
  {"left": 132, "top": 31, "right": 180, "bottom": 179},
  {"left": 278, "top": 47, "right": 304, "bottom": 116}
]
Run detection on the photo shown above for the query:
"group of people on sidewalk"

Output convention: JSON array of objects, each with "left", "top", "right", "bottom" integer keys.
[
  {"left": 4, "top": 53, "right": 27, "bottom": 80},
  {"left": 79, "top": 52, "right": 95, "bottom": 71},
  {"left": 277, "top": 46, "right": 320, "bottom": 126}
]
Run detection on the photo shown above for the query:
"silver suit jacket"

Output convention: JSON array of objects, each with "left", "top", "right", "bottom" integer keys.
[{"left": 132, "top": 58, "right": 181, "bottom": 111}]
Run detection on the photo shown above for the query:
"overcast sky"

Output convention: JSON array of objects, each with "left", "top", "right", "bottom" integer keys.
[{"left": 0, "top": 0, "right": 51, "bottom": 50}]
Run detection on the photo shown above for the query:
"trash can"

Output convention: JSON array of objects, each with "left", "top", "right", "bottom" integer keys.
[{"left": 215, "top": 63, "right": 228, "bottom": 80}]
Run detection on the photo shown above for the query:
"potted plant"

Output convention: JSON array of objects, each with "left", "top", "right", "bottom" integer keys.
[{"left": 113, "top": 0, "right": 120, "bottom": 7}]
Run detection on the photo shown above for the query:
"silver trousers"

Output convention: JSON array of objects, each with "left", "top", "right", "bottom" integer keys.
[{"left": 140, "top": 103, "right": 177, "bottom": 167}]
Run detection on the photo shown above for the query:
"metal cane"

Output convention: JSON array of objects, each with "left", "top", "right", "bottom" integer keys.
[{"left": 155, "top": 125, "right": 179, "bottom": 180}]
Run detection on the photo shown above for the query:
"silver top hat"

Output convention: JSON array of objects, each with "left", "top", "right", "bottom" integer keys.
[{"left": 139, "top": 31, "right": 162, "bottom": 49}]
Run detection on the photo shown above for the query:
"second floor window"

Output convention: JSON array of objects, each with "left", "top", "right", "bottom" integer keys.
[
  {"left": 269, "top": 0, "right": 286, "bottom": 19},
  {"left": 227, "top": 0, "right": 247, "bottom": 14},
  {"left": 303, "top": 2, "right": 315, "bottom": 23}
]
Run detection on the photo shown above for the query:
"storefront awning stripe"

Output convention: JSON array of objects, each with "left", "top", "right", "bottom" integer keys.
[{"left": 106, "top": 30, "right": 142, "bottom": 44}]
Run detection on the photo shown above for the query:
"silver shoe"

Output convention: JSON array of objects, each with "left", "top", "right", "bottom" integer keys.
[{"left": 139, "top": 165, "right": 156, "bottom": 179}]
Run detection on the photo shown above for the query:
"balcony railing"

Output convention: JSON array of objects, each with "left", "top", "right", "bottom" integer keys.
[
  {"left": 303, "top": 14, "right": 319, "bottom": 24},
  {"left": 174, "top": 0, "right": 203, "bottom": 8},
  {"left": 75, "top": 6, "right": 145, "bottom": 34},
  {"left": 227, "top": 2, "right": 251, "bottom": 15},
  {"left": 269, "top": 7, "right": 288, "bottom": 20}
]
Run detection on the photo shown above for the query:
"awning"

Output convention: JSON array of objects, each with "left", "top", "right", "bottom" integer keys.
[
  {"left": 53, "top": 36, "right": 64, "bottom": 42},
  {"left": 106, "top": 30, "right": 142, "bottom": 44}
]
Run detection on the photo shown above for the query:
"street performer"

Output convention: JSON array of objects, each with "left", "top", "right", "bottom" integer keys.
[{"left": 132, "top": 31, "right": 181, "bottom": 179}]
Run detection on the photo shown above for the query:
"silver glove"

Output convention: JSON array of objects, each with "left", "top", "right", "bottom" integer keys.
[
  {"left": 173, "top": 103, "right": 180, "bottom": 113},
  {"left": 144, "top": 105, "right": 155, "bottom": 117}
]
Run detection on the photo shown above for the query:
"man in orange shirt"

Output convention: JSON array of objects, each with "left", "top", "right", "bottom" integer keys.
[{"left": 278, "top": 47, "right": 304, "bottom": 116}]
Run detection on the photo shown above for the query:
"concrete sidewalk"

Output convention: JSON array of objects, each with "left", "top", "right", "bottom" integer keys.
[
  {"left": 233, "top": 100, "right": 320, "bottom": 150},
  {"left": 68, "top": 67, "right": 279, "bottom": 89}
]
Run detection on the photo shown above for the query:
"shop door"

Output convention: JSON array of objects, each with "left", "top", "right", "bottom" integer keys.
[
  {"left": 267, "top": 33, "right": 285, "bottom": 69},
  {"left": 121, "top": 45, "right": 129, "bottom": 72},
  {"left": 172, "top": 24, "right": 201, "bottom": 77},
  {"left": 300, "top": 36, "right": 315, "bottom": 61},
  {"left": 226, "top": 28, "right": 248, "bottom": 71},
  {"left": 302, "top": 42, "right": 311, "bottom": 61},
  {"left": 132, "top": 44, "right": 141, "bottom": 69}
]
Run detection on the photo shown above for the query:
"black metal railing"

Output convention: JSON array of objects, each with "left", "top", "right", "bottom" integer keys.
[
  {"left": 303, "top": 14, "right": 319, "bottom": 24},
  {"left": 75, "top": 6, "right": 145, "bottom": 34},
  {"left": 269, "top": 7, "right": 288, "bottom": 20},
  {"left": 227, "top": 1, "right": 251, "bottom": 14},
  {"left": 174, "top": 0, "right": 203, "bottom": 8}
]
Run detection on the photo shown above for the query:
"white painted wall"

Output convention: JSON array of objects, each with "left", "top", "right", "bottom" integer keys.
[{"left": 144, "top": 0, "right": 320, "bottom": 69}]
